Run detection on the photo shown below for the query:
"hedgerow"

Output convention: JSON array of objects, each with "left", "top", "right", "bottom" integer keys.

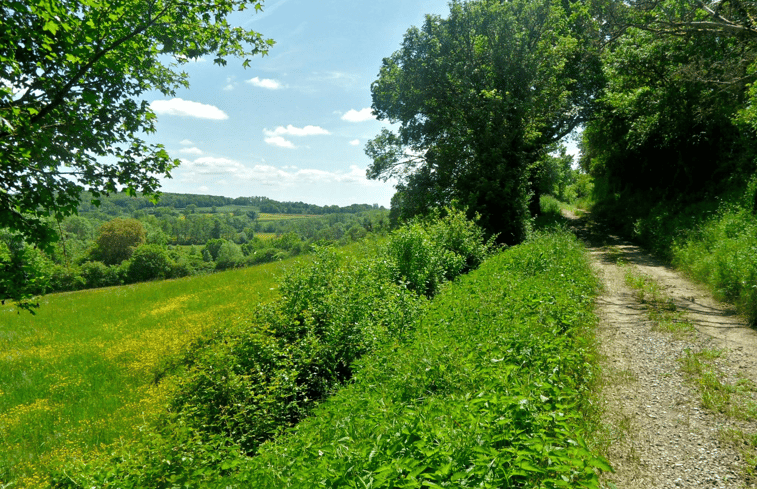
[{"left": 214, "top": 231, "right": 609, "bottom": 487}]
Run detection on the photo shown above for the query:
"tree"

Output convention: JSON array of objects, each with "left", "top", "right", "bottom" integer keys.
[
  {"left": 0, "top": 0, "right": 273, "bottom": 253},
  {"left": 0, "top": 0, "right": 272, "bottom": 309},
  {"left": 92, "top": 218, "right": 146, "bottom": 265},
  {"left": 366, "top": 0, "right": 601, "bottom": 243},
  {"left": 581, "top": 22, "right": 755, "bottom": 208},
  {"left": 127, "top": 243, "right": 171, "bottom": 282}
]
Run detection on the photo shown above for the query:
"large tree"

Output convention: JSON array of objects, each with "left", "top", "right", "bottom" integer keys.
[
  {"left": 0, "top": 0, "right": 272, "bottom": 307},
  {"left": 366, "top": 0, "right": 601, "bottom": 243},
  {"left": 0, "top": 0, "right": 271, "bottom": 248},
  {"left": 581, "top": 0, "right": 757, "bottom": 210}
]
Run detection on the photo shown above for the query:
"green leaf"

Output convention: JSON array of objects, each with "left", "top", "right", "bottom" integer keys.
[{"left": 43, "top": 20, "right": 59, "bottom": 35}]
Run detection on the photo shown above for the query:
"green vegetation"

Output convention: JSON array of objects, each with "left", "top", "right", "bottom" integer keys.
[
  {"left": 219, "top": 231, "right": 606, "bottom": 487},
  {"left": 3, "top": 209, "right": 515, "bottom": 487},
  {"left": 0, "top": 258, "right": 290, "bottom": 487},
  {"left": 38, "top": 224, "right": 608, "bottom": 488},
  {"left": 366, "top": 0, "right": 600, "bottom": 243},
  {"left": 0, "top": 193, "right": 392, "bottom": 310}
]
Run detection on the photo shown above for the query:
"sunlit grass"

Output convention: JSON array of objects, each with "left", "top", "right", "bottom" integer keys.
[{"left": 0, "top": 258, "right": 295, "bottom": 487}]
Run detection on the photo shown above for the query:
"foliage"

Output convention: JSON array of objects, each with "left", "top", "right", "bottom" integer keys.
[
  {"left": 215, "top": 241, "right": 244, "bottom": 270},
  {"left": 0, "top": 234, "right": 51, "bottom": 311},
  {"left": 91, "top": 218, "right": 146, "bottom": 266},
  {"left": 53, "top": 210, "right": 495, "bottom": 487},
  {"left": 222, "top": 231, "right": 607, "bottom": 487},
  {"left": 582, "top": 25, "right": 753, "bottom": 207},
  {"left": 380, "top": 207, "right": 497, "bottom": 297},
  {"left": 127, "top": 244, "right": 171, "bottom": 283},
  {"left": 367, "top": 0, "right": 602, "bottom": 243}
]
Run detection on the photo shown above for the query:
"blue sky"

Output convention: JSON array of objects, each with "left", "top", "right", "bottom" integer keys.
[{"left": 146, "top": 0, "right": 453, "bottom": 208}]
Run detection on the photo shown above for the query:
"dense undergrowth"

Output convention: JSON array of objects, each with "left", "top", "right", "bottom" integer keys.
[
  {"left": 218, "top": 230, "right": 607, "bottom": 487},
  {"left": 50, "top": 208, "right": 499, "bottom": 487},
  {"left": 53, "top": 224, "right": 607, "bottom": 487},
  {"left": 594, "top": 179, "right": 757, "bottom": 325}
]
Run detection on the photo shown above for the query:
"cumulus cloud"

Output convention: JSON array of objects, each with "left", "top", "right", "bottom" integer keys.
[
  {"left": 247, "top": 77, "right": 284, "bottom": 90},
  {"left": 151, "top": 98, "right": 228, "bottom": 120},
  {"left": 263, "top": 125, "right": 331, "bottom": 137},
  {"left": 349, "top": 139, "right": 361, "bottom": 146},
  {"left": 180, "top": 139, "right": 194, "bottom": 145},
  {"left": 342, "top": 108, "right": 376, "bottom": 123},
  {"left": 179, "top": 147, "right": 203, "bottom": 155},
  {"left": 264, "top": 136, "right": 297, "bottom": 149}
]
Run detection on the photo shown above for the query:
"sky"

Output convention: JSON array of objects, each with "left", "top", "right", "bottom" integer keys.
[{"left": 145, "top": 0, "right": 455, "bottom": 208}]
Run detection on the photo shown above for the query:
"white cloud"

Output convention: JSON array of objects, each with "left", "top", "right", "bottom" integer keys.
[
  {"left": 177, "top": 157, "right": 381, "bottom": 188},
  {"left": 342, "top": 108, "right": 376, "bottom": 123},
  {"left": 247, "top": 77, "right": 284, "bottom": 90},
  {"left": 263, "top": 124, "right": 331, "bottom": 137},
  {"left": 349, "top": 139, "right": 361, "bottom": 146},
  {"left": 223, "top": 76, "right": 238, "bottom": 91},
  {"left": 179, "top": 147, "right": 203, "bottom": 155},
  {"left": 180, "top": 139, "right": 194, "bottom": 145},
  {"left": 264, "top": 136, "right": 296, "bottom": 149},
  {"left": 150, "top": 98, "right": 228, "bottom": 120}
]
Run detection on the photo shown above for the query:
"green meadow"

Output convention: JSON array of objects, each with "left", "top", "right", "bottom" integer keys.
[{"left": 0, "top": 259, "right": 293, "bottom": 487}]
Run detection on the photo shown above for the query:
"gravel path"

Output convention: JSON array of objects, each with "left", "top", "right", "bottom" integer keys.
[{"left": 566, "top": 213, "right": 757, "bottom": 488}]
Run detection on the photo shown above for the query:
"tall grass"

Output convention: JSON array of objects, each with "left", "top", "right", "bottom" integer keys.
[
  {"left": 670, "top": 202, "right": 757, "bottom": 323},
  {"left": 0, "top": 259, "right": 291, "bottom": 487}
]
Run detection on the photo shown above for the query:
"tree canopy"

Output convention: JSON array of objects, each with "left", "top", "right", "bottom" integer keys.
[
  {"left": 366, "top": 0, "right": 601, "bottom": 243},
  {"left": 0, "top": 0, "right": 273, "bottom": 252},
  {"left": 581, "top": 0, "right": 757, "bottom": 208}
]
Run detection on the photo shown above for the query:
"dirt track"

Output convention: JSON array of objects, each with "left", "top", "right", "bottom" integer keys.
[{"left": 566, "top": 212, "right": 757, "bottom": 488}]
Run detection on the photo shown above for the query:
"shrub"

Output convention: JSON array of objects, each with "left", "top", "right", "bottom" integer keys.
[
  {"left": 127, "top": 244, "right": 172, "bottom": 283},
  {"left": 380, "top": 207, "right": 496, "bottom": 296},
  {"left": 80, "top": 261, "right": 109, "bottom": 288},
  {"left": 215, "top": 242, "right": 244, "bottom": 270},
  {"left": 202, "top": 238, "right": 226, "bottom": 262},
  {"left": 47, "top": 264, "right": 85, "bottom": 292}
]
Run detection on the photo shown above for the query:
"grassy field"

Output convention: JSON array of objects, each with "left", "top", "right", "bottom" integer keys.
[{"left": 0, "top": 258, "right": 296, "bottom": 487}]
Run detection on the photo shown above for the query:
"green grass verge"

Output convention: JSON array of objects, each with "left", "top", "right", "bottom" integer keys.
[{"left": 220, "top": 231, "right": 608, "bottom": 487}]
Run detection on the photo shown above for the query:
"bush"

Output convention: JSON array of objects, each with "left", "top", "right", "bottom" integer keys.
[
  {"left": 47, "top": 264, "right": 85, "bottom": 292},
  {"left": 380, "top": 207, "right": 496, "bottom": 296},
  {"left": 215, "top": 242, "right": 244, "bottom": 270},
  {"left": 202, "top": 238, "right": 226, "bottom": 262},
  {"left": 127, "top": 244, "right": 172, "bottom": 283},
  {"left": 80, "top": 261, "right": 109, "bottom": 288}
]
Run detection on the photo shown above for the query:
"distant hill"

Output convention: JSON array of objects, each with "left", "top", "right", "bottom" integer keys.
[{"left": 77, "top": 191, "right": 385, "bottom": 216}]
